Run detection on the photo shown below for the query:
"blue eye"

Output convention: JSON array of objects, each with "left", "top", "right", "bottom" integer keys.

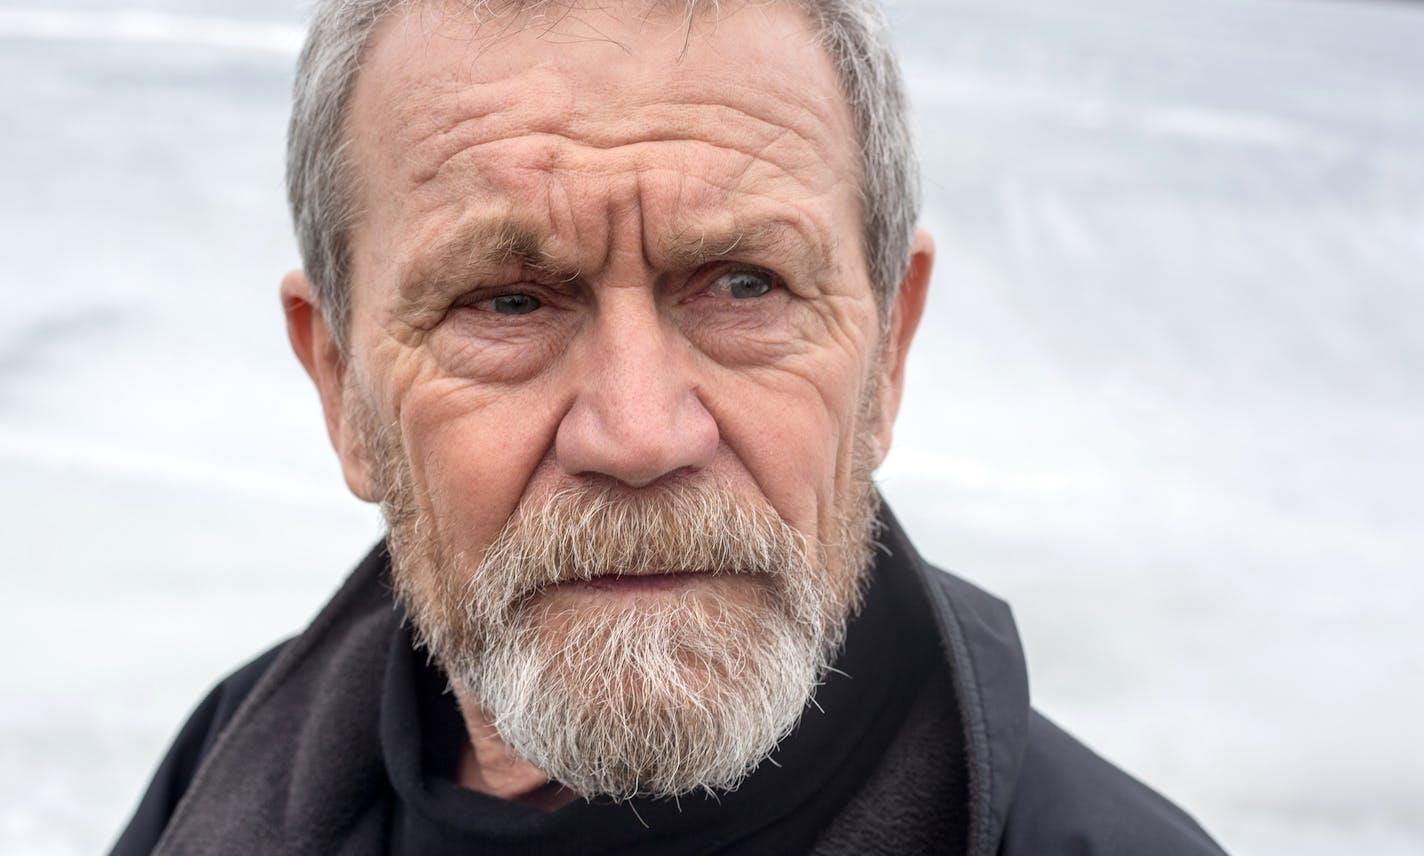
[
  {"left": 717, "top": 270, "right": 775, "bottom": 299},
  {"left": 488, "top": 293, "right": 541, "bottom": 315}
]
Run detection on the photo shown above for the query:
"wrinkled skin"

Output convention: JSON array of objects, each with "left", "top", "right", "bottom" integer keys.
[{"left": 282, "top": 0, "right": 932, "bottom": 802}]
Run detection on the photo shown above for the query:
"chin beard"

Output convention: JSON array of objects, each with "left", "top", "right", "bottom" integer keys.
[
  {"left": 466, "top": 576, "right": 828, "bottom": 799},
  {"left": 356, "top": 390, "right": 880, "bottom": 800}
]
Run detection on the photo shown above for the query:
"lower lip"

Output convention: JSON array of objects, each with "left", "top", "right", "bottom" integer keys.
[{"left": 558, "top": 571, "right": 718, "bottom": 594}]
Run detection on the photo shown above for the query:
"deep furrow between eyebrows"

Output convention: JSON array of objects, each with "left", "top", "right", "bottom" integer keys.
[{"left": 392, "top": 129, "right": 844, "bottom": 301}]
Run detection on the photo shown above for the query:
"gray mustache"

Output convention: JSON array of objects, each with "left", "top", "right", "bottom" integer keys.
[{"left": 477, "top": 483, "right": 808, "bottom": 600}]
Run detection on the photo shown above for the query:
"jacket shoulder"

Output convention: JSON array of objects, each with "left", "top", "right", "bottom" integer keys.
[
  {"left": 108, "top": 641, "right": 289, "bottom": 855},
  {"left": 999, "top": 713, "right": 1227, "bottom": 855}
]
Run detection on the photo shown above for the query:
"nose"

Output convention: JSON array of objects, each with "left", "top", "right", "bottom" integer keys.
[{"left": 555, "top": 295, "right": 719, "bottom": 487}]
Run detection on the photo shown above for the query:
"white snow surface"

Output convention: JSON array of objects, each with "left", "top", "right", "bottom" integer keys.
[{"left": 2, "top": 0, "right": 1421, "bottom": 853}]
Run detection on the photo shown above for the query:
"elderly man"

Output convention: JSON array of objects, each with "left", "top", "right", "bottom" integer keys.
[{"left": 114, "top": 0, "right": 1224, "bottom": 853}]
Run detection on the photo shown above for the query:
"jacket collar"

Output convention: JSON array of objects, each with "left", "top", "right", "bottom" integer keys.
[{"left": 878, "top": 504, "right": 1031, "bottom": 856}]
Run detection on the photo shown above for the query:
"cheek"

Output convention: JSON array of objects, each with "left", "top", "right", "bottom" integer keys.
[
  {"left": 706, "top": 356, "right": 867, "bottom": 541},
  {"left": 397, "top": 376, "right": 567, "bottom": 551},
  {"left": 429, "top": 309, "right": 579, "bottom": 384}
]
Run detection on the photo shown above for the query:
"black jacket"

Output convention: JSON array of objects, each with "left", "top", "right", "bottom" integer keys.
[{"left": 111, "top": 510, "right": 1226, "bottom": 855}]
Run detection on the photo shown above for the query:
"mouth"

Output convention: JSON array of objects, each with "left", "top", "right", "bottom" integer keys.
[{"left": 557, "top": 570, "right": 721, "bottom": 594}]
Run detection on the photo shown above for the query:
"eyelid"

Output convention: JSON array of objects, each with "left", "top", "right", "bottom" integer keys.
[
  {"left": 706, "top": 265, "right": 781, "bottom": 295},
  {"left": 719, "top": 262, "right": 777, "bottom": 277},
  {"left": 707, "top": 263, "right": 776, "bottom": 283},
  {"left": 454, "top": 281, "right": 559, "bottom": 309}
]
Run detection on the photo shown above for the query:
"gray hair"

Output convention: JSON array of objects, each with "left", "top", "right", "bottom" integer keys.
[{"left": 287, "top": 0, "right": 920, "bottom": 349}]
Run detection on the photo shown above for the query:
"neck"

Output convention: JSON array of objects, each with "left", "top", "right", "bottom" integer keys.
[{"left": 452, "top": 690, "right": 580, "bottom": 811}]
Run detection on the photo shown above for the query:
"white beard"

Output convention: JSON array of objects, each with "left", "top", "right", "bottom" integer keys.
[
  {"left": 358, "top": 393, "right": 879, "bottom": 799},
  {"left": 467, "top": 571, "right": 828, "bottom": 798}
]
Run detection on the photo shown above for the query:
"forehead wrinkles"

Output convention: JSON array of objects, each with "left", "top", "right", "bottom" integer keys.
[
  {"left": 347, "top": 1, "right": 858, "bottom": 213},
  {"left": 413, "top": 140, "right": 843, "bottom": 273},
  {"left": 398, "top": 89, "right": 851, "bottom": 198}
]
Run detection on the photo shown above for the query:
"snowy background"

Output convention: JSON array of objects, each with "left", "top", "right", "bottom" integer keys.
[{"left": 1, "top": 0, "right": 1421, "bottom": 853}]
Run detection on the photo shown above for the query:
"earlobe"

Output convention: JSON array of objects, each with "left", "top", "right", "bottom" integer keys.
[
  {"left": 279, "top": 270, "right": 379, "bottom": 502},
  {"left": 871, "top": 229, "right": 934, "bottom": 463}
]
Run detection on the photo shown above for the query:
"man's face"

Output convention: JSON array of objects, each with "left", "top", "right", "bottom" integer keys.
[{"left": 288, "top": 0, "right": 930, "bottom": 797}]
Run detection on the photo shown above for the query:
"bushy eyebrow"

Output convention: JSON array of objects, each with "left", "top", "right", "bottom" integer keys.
[
  {"left": 396, "top": 218, "right": 581, "bottom": 310},
  {"left": 653, "top": 220, "right": 834, "bottom": 281}
]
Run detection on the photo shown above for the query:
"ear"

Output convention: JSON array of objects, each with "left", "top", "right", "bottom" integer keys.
[
  {"left": 280, "top": 270, "right": 380, "bottom": 502},
  {"left": 869, "top": 229, "right": 934, "bottom": 466}
]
